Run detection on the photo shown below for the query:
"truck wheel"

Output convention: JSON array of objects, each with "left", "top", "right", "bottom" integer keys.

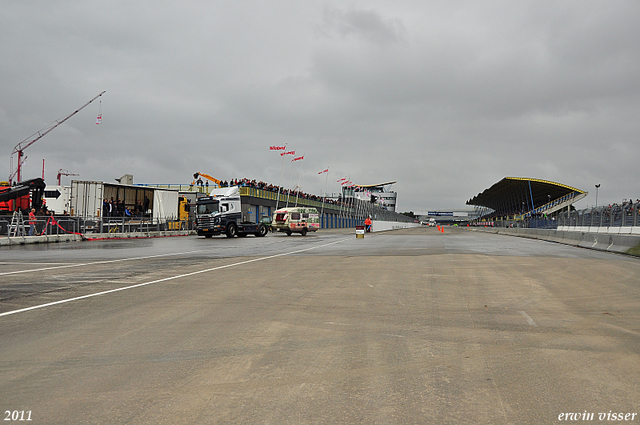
[
  {"left": 256, "top": 224, "right": 268, "bottom": 237},
  {"left": 301, "top": 228, "right": 308, "bottom": 236},
  {"left": 225, "top": 223, "right": 237, "bottom": 238},
  {"left": 286, "top": 230, "right": 292, "bottom": 236}
]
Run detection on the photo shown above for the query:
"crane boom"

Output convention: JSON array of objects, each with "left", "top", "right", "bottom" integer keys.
[
  {"left": 189, "top": 172, "right": 223, "bottom": 193},
  {"left": 193, "top": 172, "right": 222, "bottom": 185},
  {"left": 57, "top": 169, "right": 79, "bottom": 185},
  {"left": 9, "top": 90, "right": 106, "bottom": 184}
]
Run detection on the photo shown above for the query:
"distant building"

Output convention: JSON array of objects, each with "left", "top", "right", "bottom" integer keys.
[
  {"left": 343, "top": 181, "right": 398, "bottom": 212},
  {"left": 415, "top": 209, "right": 484, "bottom": 224}
]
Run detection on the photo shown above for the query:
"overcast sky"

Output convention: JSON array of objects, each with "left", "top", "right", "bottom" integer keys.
[{"left": 2, "top": 1, "right": 639, "bottom": 212}]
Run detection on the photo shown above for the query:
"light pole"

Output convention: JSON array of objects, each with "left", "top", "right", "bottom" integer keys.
[{"left": 595, "top": 184, "right": 600, "bottom": 208}]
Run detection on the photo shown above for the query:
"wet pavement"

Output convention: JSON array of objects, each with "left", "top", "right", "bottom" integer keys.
[{"left": 1, "top": 227, "right": 639, "bottom": 424}]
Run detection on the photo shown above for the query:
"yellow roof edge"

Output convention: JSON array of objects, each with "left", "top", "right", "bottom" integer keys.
[
  {"left": 505, "top": 177, "right": 585, "bottom": 194},
  {"left": 353, "top": 181, "right": 397, "bottom": 188}
]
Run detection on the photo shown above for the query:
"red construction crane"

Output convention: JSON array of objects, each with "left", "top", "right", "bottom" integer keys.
[
  {"left": 9, "top": 91, "right": 106, "bottom": 184},
  {"left": 57, "top": 169, "right": 79, "bottom": 185}
]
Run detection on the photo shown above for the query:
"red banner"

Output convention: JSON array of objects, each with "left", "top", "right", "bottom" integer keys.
[
  {"left": 318, "top": 168, "right": 329, "bottom": 174},
  {"left": 269, "top": 145, "right": 286, "bottom": 151},
  {"left": 292, "top": 155, "right": 304, "bottom": 162}
]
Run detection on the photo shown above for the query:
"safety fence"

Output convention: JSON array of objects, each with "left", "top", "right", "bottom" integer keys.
[
  {"left": 85, "top": 215, "right": 191, "bottom": 234},
  {"left": 557, "top": 202, "right": 640, "bottom": 229},
  {"left": 1, "top": 215, "right": 191, "bottom": 238},
  {"left": 2, "top": 216, "right": 82, "bottom": 238},
  {"left": 486, "top": 202, "right": 640, "bottom": 231}
]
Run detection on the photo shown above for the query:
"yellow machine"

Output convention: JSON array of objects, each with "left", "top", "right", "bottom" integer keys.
[
  {"left": 167, "top": 195, "right": 191, "bottom": 230},
  {"left": 179, "top": 196, "right": 189, "bottom": 222}
]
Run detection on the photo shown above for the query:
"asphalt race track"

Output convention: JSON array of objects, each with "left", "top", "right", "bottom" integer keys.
[{"left": 1, "top": 227, "right": 639, "bottom": 424}]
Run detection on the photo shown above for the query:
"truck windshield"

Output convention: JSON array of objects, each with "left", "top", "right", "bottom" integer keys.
[{"left": 197, "top": 201, "right": 219, "bottom": 214}]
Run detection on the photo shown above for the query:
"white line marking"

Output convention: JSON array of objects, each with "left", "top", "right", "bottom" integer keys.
[
  {"left": 0, "top": 250, "right": 205, "bottom": 276},
  {"left": 0, "top": 238, "right": 348, "bottom": 318},
  {"left": 519, "top": 310, "right": 537, "bottom": 327}
]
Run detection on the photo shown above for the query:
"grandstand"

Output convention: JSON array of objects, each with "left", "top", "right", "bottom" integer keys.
[{"left": 467, "top": 177, "right": 588, "bottom": 227}]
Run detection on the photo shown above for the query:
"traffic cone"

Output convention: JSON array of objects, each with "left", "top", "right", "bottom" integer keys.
[{"left": 440, "top": 226, "right": 444, "bottom": 233}]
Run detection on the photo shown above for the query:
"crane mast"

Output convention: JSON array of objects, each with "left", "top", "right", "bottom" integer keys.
[{"left": 9, "top": 90, "right": 106, "bottom": 184}]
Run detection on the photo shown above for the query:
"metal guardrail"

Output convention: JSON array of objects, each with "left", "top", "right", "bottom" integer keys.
[
  {"left": 3, "top": 216, "right": 81, "bottom": 237},
  {"left": 558, "top": 202, "right": 640, "bottom": 228},
  {"left": 2, "top": 216, "right": 194, "bottom": 238},
  {"left": 488, "top": 202, "right": 640, "bottom": 229},
  {"left": 87, "top": 216, "right": 193, "bottom": 234}
]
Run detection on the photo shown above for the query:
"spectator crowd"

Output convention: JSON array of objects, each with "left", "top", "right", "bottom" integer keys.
[
  {"left": 216, "top": 178, "right": 349, "bottom": 207},
  {"left": 102, "top": 196, "right": 150, "bottom": 219}
]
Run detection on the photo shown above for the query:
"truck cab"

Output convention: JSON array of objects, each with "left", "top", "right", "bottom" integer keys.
[{"left": 195, "top": 186, "right": 267, "bottom": 238}]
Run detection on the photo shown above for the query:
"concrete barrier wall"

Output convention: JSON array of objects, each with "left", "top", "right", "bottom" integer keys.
[
  {"left": 0, "top": 233, "right": 84, "bottom": 246},
  {"left": 371, "top": 221, "right": 421, "bottom": 232},
  {"left": 479, "top": 227, "right": 640, "bottom": 255},
  {"left": 0, "top": 230, "right": 193, "bottom": 246},
  {"left": 557, "top": 225, "right": 640, "bottom": 235}
]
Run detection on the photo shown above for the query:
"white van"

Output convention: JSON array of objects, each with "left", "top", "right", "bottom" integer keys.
[
  {"left": 272, "top": 207, "right": 320, "bottom": 236},
  {"left": 421, "top": 218, "right": 437, "bottom": 227}
]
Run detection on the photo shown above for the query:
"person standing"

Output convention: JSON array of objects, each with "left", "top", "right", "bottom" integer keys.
[{"left": 28, "top": 208, "right": 37, "bottom": 236}]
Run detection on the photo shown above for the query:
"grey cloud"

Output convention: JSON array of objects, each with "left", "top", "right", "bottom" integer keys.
[{"left": 319, "top": 6, "right": 407, "bottom": 44}]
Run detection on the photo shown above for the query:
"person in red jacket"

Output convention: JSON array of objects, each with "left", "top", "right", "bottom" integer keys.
[
  {"left": 365, "top": 216, "right": 372, "bottom": 233},
  {"left": 28, "top": 208, "right": 37, "bottom": 236}
]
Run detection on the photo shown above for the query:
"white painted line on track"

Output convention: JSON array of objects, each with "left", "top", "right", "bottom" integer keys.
[
  {"left": 519, "top": 310, "right": 537, "bottom": 327},
  {"left": 0, "top": 238, "right": 349, "bottom": 318},
  {"left": 0, "top": 250, "right": 206, "bottom": 277}
]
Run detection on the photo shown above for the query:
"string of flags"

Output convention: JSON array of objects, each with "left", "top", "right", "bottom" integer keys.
[
  {"left": 96, "top": 100, "right": 102, "bottom": 124},
  {"left": 268, "top": 145, "right": 356, "bottom": 192},
  {"left": 267, "top": 145, "right": 390, "bottom": 209}
]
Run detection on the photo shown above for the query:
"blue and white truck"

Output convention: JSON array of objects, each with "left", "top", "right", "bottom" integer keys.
[{"left": 195, "top": 186, "right": 268, "bottom": 238}]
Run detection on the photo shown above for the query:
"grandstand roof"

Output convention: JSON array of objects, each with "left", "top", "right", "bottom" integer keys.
[
  {"left": 466, "top": 177, "right": 586, "bottom": 213},
  {"left": 355, "top": 181, "right": 397, "bottom": 188}
]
